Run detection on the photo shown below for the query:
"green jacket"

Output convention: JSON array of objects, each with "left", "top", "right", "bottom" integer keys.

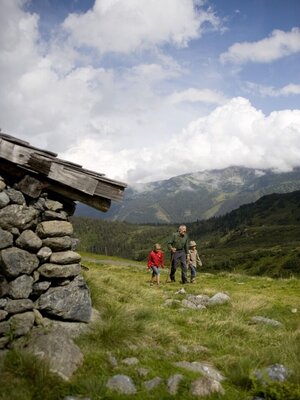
[{"left": 168, "top": 232, "right": 189, "bottom": 254}]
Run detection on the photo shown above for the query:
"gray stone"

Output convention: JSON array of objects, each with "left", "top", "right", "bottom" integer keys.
[
  {"left": 250, "top": 316, "right": 283, "bottom": 327},
  {"left": 253, "top": 363, "right": 289, "bottom": 383},
  {"left": 0, "top": 204, "right": 38, "bottom": 230},
  {"left": 45, "top": 199, "right": 63, "bottom": 211},
  {"left": 208, "top": 292, "right": 230, "bottom": 305},
  {"left": 0, "top": 247, "right": 39, "bottom": 278},
  {"left": 33, "top": 308, "right": 45, "bottom": 326},
  {"left": 144, "top": 377, "right": 162, "bottom": 391},
  {"left": 42, "top": 236, "right": 73, "bottom": 251},
  {"left": 190, "top": 376, "right": 225, "bottom": 396},
  {"left": 38, "top": 263, "right": 81, "bottom": 279},
  {"left": 50, "top": 251, "right": 81, "bottom": 265},
  {"left": 122, "top": 357, "right": 139, "bottom": 366},
  {"left": 37, "top": 246, "right": 52, "bottom": 262},
  {"left": 5, "top": 299, "right": 34, "bottom": 314},
  {"left": 8, "top": 274, "right": 34, "bottom": 299},
  {"left": 10, "top": 227, "right": 20, "bottom": 237},
  {"left": 43, "top": 210, "right": 68, "bottom": 221},
  {"left": 0, "top": 336, "right": 9, "bottom": 349},
  {"left": 32, "top": 281, "right": 52, "bottom": 296},
  {"left": 0, "top": 227, "right": 13, "bottom": 249},
  {"left": 0, "top": 180, "right": 6, "bottom": 191},
  {"left": 181, "top": 299, "right": 198, "bottom": 309},
  {"left": 36, "top": 221, "right": 73, "bottom": 238},
  {"left": 0, "top": 309, "right": 8, "bottom": 321},
  {"left": 37, "top": 275, "right": 92, "bottom": 322},
  {"left": 0, "top": 275, "right": 9, "bottom": 297},
  {"left": 33, "top": 270, "right": 40, "bottom": 282},
  {"left": 167, "top": 374, "right": 183, "bottom": 395},
  {"left": 174, "top": 361, "right": 225, "bottom": 382},
  {"left": 106, "top": 375, "right": 137, "bottom": 394},
  {"left": 137, "top": 367, "right": 149, "bottom": 377},
  {"left": 9, "top": 311, "right": 35, "bottom": 337},
  {"left": 0, "top": 192, "right": 10, "bottom": 208},
  {"left": 15, "top": 230, "right": 43, "bottom": 251},
  {"left": 0, "top": 320, "right": 10, "bottom": 335},
  {"left": 25, "top": 327, "right": 84, "bottom": 380},
  {"left": 30, "top": 197, "right": 46, "bottom": 212},
  {"left": 5, "top": 188, "right": 26, "bottom": 205},
  {"left": 187, "top": 294, "right": 210, "bottom": 306},
  {"left": 0, "top": 298, "right": 7, "bottom": 308}
]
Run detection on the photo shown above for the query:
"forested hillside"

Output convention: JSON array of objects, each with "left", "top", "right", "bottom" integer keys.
[{"left": 72, "top": 190, "right": 300, "bottom": 277}]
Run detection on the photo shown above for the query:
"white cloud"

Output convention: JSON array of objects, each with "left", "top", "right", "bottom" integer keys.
[
  {"left": 168, "top": 88, "right": 227, "bottom": 105},
  {"left": 245, "top": 82, "right": 300, "bottom": 97},
  {"left": 62, "top": 0, "right": 222, "bottom": 54},
  {"left": 220, "top": 28, "right": 300, "bottom": 64},
  {"left": 61, "top": 97, "right": 300, "bottom": 184}
]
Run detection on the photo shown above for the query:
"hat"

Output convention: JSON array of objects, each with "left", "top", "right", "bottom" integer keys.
[{"left": 189, "top": 241, "right": 197, "bottom": 247}]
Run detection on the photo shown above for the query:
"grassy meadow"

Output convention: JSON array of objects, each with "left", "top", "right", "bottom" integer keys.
[{"left": 0, "top": 253, "right": 299, "bottom": 399}]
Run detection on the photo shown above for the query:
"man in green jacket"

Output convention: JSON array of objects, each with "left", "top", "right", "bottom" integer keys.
[{"left": 167, "top": 225, "right": 189, "bottom": 284}]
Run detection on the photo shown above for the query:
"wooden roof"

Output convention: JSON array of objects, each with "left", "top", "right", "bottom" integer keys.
[{"left": 0, "top": 132, "right": 127, "bottom": 212}]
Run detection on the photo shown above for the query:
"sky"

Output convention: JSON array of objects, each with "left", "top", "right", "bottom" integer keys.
[{"left": 1, "top": 0, "right": 300, "bottom": 185}]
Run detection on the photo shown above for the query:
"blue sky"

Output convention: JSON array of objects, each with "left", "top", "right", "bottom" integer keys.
[{"left": 1, "top": 0, "right": 300, "bottom": 184}]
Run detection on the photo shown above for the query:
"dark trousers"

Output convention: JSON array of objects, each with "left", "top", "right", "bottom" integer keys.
[{"left": 170, "top": 250, "right": 188, "bottom": 283}]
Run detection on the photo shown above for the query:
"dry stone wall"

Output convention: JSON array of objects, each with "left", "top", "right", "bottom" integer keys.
[{"left": 0, "top": 174, "right": 92, "bottom": 349}]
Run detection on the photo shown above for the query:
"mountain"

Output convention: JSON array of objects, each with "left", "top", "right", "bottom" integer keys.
[{"left": 75, "top": 166, "right": 300, "bottom": 223}]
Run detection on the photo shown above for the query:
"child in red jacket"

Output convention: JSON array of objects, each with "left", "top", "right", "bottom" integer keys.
[{"left": 147, "top": 243, "right": 164, "bottom": 285}]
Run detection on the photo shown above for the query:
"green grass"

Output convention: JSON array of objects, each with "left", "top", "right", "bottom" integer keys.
[{"left": 1, "top": 254, "right": 299, "bottom": 399}]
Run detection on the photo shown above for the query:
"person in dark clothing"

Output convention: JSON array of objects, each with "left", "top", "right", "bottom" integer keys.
[{"left": 167, "top": 225, "right": 189, "bottom": 284}]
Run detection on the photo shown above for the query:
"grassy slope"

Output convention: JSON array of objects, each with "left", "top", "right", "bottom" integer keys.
[{"left": 1, "top": 257, "right": 299, "bottom": 399}]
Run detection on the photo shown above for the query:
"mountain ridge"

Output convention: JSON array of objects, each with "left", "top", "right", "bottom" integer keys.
[{"left": 75, "top": 166, "right": 300, "bottom": 223}]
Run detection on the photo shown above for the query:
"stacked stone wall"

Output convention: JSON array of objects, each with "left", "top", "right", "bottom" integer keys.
[{"left": 0, "top": 175, "right": 92, "bottom": 349}]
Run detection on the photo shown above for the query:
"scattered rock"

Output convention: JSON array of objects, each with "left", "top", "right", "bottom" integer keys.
[
  {"left": 144, "top": 377, "right": 163, "bottom": 391},
  {"left": 190, "top": 376, "right": 225, "bottom": 397},
  {"left": 250, "top": 316, "right": 283, "bottom": 327},
  {"left": 137, "top": 367, "right": 149, "bottom": 377},
  {"left": 167, "top": 374, "right": 183, "bottom": 395},
  {"left": 208, "top": 292, "right": 230, "bottom": 305},
  {"left": 174, "top": 361, "right": 225, "bottom": 382},
  {"left": 122, "top": 357, "right": 139, "bottom": 366},
  {"left": 25, "top": 327, "right": 84, "bottom": 381},
  {"left": 106, "top": 375, "right": 137, "bottom": 394},
  {"left": 253, "top": 363, "right": 289, "bottom": 383}
]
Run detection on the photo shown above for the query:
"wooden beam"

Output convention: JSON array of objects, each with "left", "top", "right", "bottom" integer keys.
[{"left": 48, "top": 163, "right": 98, "bottom": 195}]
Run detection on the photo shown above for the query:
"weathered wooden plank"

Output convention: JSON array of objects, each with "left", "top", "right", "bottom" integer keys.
[
  {"left": 46, "top": 181, "right": 111, "bottom": 212},
  {"left": 28, "top": 153, "right": 52, "bottom": 175},
  {"left": 48, "top": 163, "right": 98, "bottom": 195},
  {"left": 0, "top": 133, "right": 127, "bottom": 209},
  {"left": 94, "top": 179, "right": 126, "bottom": 201},
  {"left": 0, "top": 132, "right": 57, "bottom": 157},
  {"left": 0, "top": 138, "right": 32, "bottom": 165}
]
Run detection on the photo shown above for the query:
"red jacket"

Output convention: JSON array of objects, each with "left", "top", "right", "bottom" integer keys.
[{"left": 148, "top": 250, "right": 164, "bottom": 269}]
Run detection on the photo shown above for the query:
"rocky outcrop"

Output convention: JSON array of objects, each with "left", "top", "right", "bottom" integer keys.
[{"left": 0, "top": 174, "right": 92, "bottom": 349}]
